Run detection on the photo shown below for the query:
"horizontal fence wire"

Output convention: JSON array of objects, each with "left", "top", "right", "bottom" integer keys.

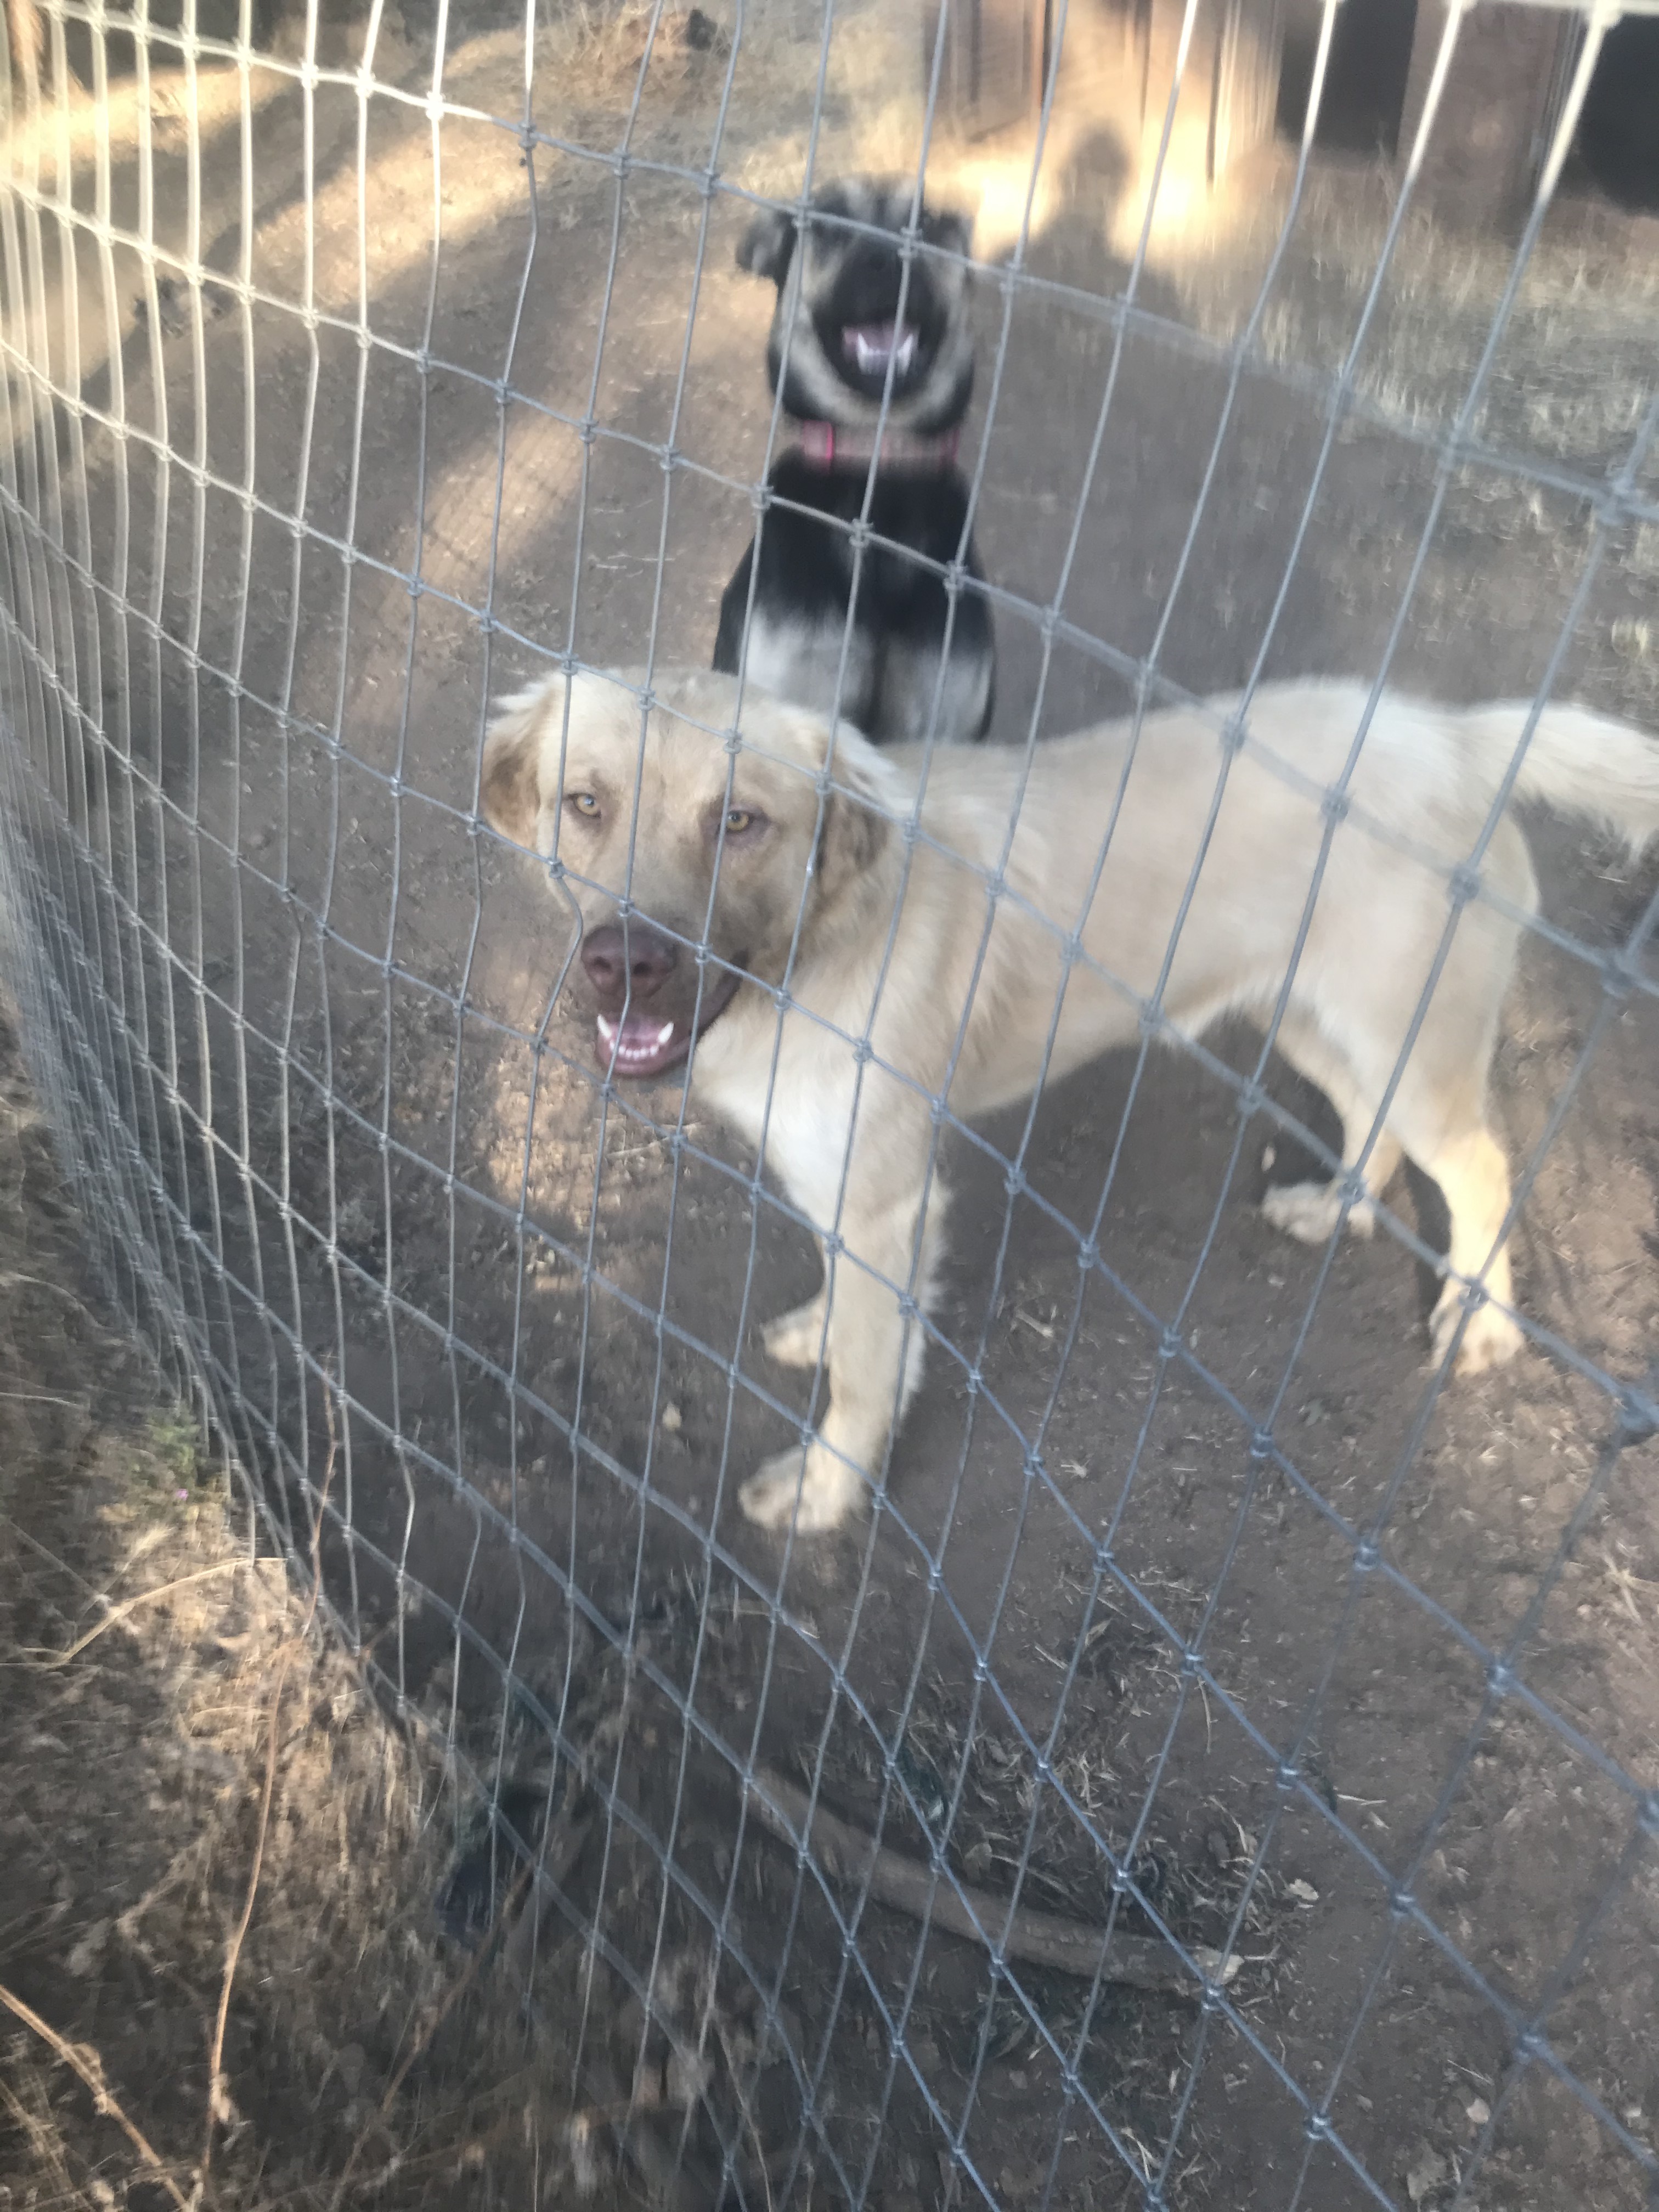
[{"left": 4, "top": 0, "right": 1659, "bottom": 2208}]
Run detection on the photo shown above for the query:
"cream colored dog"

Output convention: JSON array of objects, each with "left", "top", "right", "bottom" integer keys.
[{"left": 481, "top": 667, "right": 1659, "bottom": 1534}]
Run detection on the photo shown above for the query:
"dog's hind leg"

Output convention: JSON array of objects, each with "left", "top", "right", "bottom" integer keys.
[{"left": 1260, "top": 1009, "right": 1402, "bottom": 1245}]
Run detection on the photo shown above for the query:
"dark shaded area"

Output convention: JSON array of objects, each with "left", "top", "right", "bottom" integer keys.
[
  {"left": 1276, "top": 0, "right": 1418, "bottom": 159},
  {"left": 1575, "top": 16, "right": 1659, "bottom": 211}
]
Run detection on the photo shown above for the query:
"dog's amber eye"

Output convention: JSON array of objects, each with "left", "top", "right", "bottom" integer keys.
[
  {"left": 724, "top": 808, "right": 754, "bottom": 835},
  {"left": 566, "top": 792, "right": 601, "bottom": 819}
]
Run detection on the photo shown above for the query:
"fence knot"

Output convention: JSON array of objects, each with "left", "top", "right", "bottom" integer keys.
[{"left": 1601, "top": 947, "right": 1638, "bottom": 1002}]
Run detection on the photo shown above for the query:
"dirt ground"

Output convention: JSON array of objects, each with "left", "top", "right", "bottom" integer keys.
[
  {"left": 4, "top": 3, "right": 1659, "bottom": 2209},
  {"left": 0, "top": 995, "right": 652, "bottom": 2212}
]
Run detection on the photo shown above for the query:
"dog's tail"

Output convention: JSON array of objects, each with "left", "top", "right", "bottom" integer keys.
[{"left": 1457, "top": 699, "right": 1659, "bottom": 857}]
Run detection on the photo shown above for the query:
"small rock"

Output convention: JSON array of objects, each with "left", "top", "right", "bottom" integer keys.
[
  {"left": 758, "top": 2001, "right": 801, "bottom": 2067},
  {"left": 665, "top": 2046, "right": 712, "bottom": 2107},
  {"left": 1405, "top": 2147, "right": 1448, "bottom": 2205},
  {"left": 1285, "top": 1876, "right": 1320, "bottom": 1907},
  {"left": 894, "top": 1743, "right": 947, "bottom": 1831},
  {"left": 1205, "top": 1827, "right": 1233, "bottom": 1871},
  {"left": 680, "top": 4, "right": 726, "bottom": 49},
  {"left": 65, "top": 1920, "right": 109, "bottom": 1977},
  {"left": 1466, "top": 2096, "right": 1491, "bottom": 2129},
  {"left": 963, "top": 1838, "right": 994, "bottom": 1881},
  {"left": 660, "top": 1402, "right": 682, "bottom": 1433},
  {"left": 566, "top": 2112, "right": 606, "bottom": 2196}
]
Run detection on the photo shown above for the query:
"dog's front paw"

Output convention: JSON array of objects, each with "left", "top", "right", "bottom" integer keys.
[
  {"left": 739, "top": 1440, "right": 864, "bottom": 1534},
  {"left": 761, "top": 1294, "right": 828, "bottom": 1370},
  {"left": 1261, "top": 1179, "right": 1375, "bottom": 1245},
  {"left": 1429, "top": 1288, "right": 1525, "bottom": 1376}
]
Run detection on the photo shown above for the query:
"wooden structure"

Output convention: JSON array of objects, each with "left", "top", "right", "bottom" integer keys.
[{"left": 929, "top": 0, "right": 1612, "bottom": 228}]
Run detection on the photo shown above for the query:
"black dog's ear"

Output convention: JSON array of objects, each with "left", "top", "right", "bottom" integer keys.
[
  {"left": 736, "top": 205, "right": 797, "bottom": 286},
  {"left": 481, "top": 678, "right": 564, "bottom": 849},
  {"left": 921, "top": 205, "right": 973, "bottom": 260}
]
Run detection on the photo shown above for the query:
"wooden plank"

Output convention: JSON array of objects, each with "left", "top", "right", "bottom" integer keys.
[
  {"left": 1210, "top": 0, "right": 1286, "bottom": 179},
  {"left": 924, "top": 0, "right": 1047, "bottom": 138}
]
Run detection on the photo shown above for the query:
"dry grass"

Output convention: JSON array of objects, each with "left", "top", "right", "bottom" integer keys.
[
  {"left": 1164, "top": 156, "right": 1659, "bottom": 477},
  {"left": 0, "top": 1001, "right": 617, "bottom": 2212}
]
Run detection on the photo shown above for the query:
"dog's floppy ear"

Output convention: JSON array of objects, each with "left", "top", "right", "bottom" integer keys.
[
  {"left": 480, "top": 677, "right": 564, "bottom": 849},
  {"left": 812, "top": 740, "right": 896, "bottom": 918},
  {"left": 736, "top": 204, "right": 796, "bottom": 286}
]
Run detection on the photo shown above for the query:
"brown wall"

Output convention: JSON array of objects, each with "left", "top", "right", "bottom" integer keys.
[{"left": 1398, "top": 1, "right": 1573, "bottom": 230}]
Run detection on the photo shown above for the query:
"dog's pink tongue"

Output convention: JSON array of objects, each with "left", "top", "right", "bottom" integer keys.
[{"left": 596, "top": 1009, "right": 678, "bottom": 1071}]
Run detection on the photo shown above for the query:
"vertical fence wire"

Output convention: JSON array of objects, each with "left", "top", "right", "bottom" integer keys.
[{"left": 4, "top": 1, "right": 1659, "bottom": 2208}]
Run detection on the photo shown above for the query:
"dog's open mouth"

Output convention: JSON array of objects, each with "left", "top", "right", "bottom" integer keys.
[
  {"left": 594, "top": 966, "right": 742, "bottom": 1079},
  {"left": 842, "top": 320, "right": 919, "bottom": 379}
]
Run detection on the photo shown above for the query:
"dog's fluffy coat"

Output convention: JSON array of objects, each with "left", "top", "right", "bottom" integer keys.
[
  {"left": 483, "top": 668, "right": 1659, "bottom": 1534},
  {"left": 712, "top": 178, "right": 995, "bottom": 748}
]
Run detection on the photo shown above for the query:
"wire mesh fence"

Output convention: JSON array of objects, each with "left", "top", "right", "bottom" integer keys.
[{"left": 4, "top": 0, "right": 1659, "bottom": 2206}]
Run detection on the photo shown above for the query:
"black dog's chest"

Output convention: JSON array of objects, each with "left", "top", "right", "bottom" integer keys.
[
  {"left": 768, "top": 459, "right": 981, "bottom": 610},
  {"left": 713, "top": 448, "right": 995, "bottom": 744}
]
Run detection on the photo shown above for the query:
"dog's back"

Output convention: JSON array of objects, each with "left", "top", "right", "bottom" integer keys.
[
  {"left": 881, "top": 679, "right": 1659, "bottom": 1110},
  {"left": 897, "top": 678, "right": 1659, "bottom": 901}
]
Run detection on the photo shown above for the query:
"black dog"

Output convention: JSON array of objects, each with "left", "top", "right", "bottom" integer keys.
[{"left": 713, "top": 178, "right": 995, "bottom": 747}]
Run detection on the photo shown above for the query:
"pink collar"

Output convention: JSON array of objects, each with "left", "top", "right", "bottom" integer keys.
[{"left": 795, "top": 419, "right": 961, "bottom": 471}]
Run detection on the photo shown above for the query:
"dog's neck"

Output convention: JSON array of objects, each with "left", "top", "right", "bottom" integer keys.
[{"left": 794, "top": 419, "right": 961, "bottom": 471}]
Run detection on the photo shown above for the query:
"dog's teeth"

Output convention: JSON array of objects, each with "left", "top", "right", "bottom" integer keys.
[
  {"left": 895, "top": 333, "right": 916, "bottom": 373},
  {"left": 655, "top": 1022, "right": 674, "bottom": 1046},
  {"left": 597, "top": 1016, "right": 617, "bottom": 1042}
]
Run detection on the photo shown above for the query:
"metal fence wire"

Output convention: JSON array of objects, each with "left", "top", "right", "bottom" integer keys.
[{"left": 4, "top": 0, "right": 1659, "bottom": 2205}]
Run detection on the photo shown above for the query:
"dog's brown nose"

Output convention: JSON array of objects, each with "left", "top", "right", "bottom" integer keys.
[{"left": 581, "top": 921, "right": 678, "bottom": 1007}]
